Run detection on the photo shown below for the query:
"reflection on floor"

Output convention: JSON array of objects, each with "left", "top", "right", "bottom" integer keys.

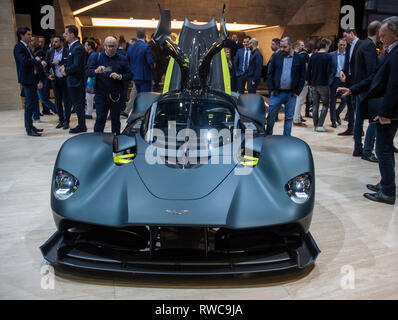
[{"left": 0, "top": 109, "right": 397, "bottom": 299}]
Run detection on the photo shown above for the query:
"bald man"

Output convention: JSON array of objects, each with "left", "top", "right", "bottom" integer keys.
[
  {"left": 247, "top": 38, "right": 263, "bottom": 93},
  {"left": 87, "top": 36, "right": 132, "bottom": 135}
]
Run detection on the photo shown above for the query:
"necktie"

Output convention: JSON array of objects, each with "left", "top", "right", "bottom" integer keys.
[
  {"left": 243, "top": 49, "right": 249, "bottom": 71},
  {"left": 28, "top": 48, "right": 34, "bottom": 58}
]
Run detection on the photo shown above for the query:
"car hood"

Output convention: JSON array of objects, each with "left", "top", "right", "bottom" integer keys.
[{"left": 133, "top": 153, "right": 237, "bottom": 200}]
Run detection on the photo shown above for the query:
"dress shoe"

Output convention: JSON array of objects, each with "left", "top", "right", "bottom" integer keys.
[
  {"left": 85, "top": 114, "right": 93, "bottom": 119},
  {"left": 352, "top": 149, "right": 363, "bottom": 157},
  {"left": 338, "top": 129, "right": 353, "bottom": 136},
  {"left": 63, "top": 122, "right": 70, "bottom": 130},
  {"left": 364, "top": 191, "right": 395, "bottom": 205},
  {"left": 27, "top": 129, "right": 41, "bottom": 137},
  {"left": 32, "top": 126, "right": 43, "bottom": 132},
  {"left": 300, "top": 116, "right": 306, "bottom": 122},
  {"left": 293, "top": 122, "right": 307, "bottom": 127},
  {"left": 56, "top": 122, "right": 64, "bottom": 129},
  {"left": 69, "top": 126, "right": 87, "bottom": 134},
  {"left": 361, "top": 154, "right": 378, "bottom": 163},
  {"left": 367, "top": 183, "right": 381, "bottom": 192},
  {"left": 331, "top": 123, "right": 338, "bottom": 128},
  {"left": 42, "top": 110, "right": 53, "bottom": 115}
]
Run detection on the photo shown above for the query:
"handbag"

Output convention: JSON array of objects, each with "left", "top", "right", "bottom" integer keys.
[{"left": 86, "top": 53, "right": 101, "bottom": 94}]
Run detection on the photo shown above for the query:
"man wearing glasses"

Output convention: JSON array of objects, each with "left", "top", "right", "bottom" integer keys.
[{"left": 87, "top": 36, "right": 132, "bottom": 135}]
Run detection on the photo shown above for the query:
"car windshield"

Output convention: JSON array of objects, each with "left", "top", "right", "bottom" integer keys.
[{"left": 144, "top": 98, "right": 236, "bottom": 148}]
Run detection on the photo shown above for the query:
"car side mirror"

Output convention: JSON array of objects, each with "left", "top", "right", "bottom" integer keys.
[{"left": 113, "top": 134, "right": 137, "bottom": 153}]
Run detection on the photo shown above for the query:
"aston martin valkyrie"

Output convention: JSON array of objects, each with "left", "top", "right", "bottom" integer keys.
[{"left": 41, "top": 5, "right": 320, "bottom": 275}]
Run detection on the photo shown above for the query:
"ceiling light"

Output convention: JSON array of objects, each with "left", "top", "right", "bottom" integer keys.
[
  {"left": 91, "top": 18, "right": 266, "bottom": 31},
  {"left": 73, "top": 0, "right": 112, "bottom": 16},
  {"left": 75, "top": 17, "right": 83, "bottom": 27}
]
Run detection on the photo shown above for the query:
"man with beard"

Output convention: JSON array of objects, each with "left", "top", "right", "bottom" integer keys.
[{"left": 266, "top": 37, "right": 306, "bottom": 136}]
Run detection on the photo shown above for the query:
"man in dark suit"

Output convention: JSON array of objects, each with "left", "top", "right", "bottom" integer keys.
[
  {"left": 234, "top": 36, "right": 252, "bottom": 94},
  {"left": 127, "top": 28, "right": 154, "bottom": 94},
  {"left": 247, "top": 38, "right": 263, "bottom": 93},
  {"left": 337, "top": 17, "right": 398, "bottom": 205},
  {"left": 44, "top": 35, "right": 71, "bottom": 129},
  {"left": 59, "top": 25, "right": 87, "bottom": 133},
  {"left": 329, "top": 38, "right": 348, "bottom": 127},
  {"left": 266, "top": 37, "right": 306, "bottom": 136},
  {"left": 339, "top": 29, "right": 362, "bottom": 125},
  {"left": 13, "top": 27, "right": 44, "bottom": 137},
  {"left": 338, "top": 28, "right": 362, "bottom": 136},
  {"left": 352, "top": 20, "right": 381, "bottom": 162}
]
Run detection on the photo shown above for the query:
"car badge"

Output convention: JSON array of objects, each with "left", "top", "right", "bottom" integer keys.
[{"left": 165, "top": 209, "right": 189, "bottom": 215}]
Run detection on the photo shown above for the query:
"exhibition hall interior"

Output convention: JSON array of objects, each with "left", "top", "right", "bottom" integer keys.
[{"left": 1, "top": 0, "right": 398, "bottom": 300}]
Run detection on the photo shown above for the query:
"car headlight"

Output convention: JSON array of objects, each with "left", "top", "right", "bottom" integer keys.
[
  {"left": 53, "top": 170, "right": 79, "bottom": 200},
  {"left": 285, "top": 173, "right": 312, "bottom": 204}
]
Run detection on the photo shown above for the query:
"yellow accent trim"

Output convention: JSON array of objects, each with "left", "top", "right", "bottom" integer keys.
[
  {"left": 220, "top": 49, "right": 231, "bottom": 95},
  {"left": 240, "top": 155, "right": 259, "bottom": 166},
  {"left": 163, "top": 35, "right": 180, "bottom": 94},
  {"left": 114, "top": 154, "right": 135, "bottom": 165},
  {"left": 163, "top": 58, "right": 175, "bottom": 94}
]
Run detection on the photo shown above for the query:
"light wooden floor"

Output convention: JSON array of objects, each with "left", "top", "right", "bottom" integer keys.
[{"left": 1, "top": 109, "right": 398, "bottom": 300}]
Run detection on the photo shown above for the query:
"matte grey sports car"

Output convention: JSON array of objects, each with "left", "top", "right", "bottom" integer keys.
[{"left": 41, "top": 5, "right": 320, "bottom": 275}]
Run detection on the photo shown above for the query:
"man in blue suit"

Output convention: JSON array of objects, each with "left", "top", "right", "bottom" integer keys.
[
  {"left": 247, "top": 38, "right": 263, "bottom": 94},
  {"left": 60, "top": 25, "right": 87, "bottom": 133},
  {"left": 234, "top": 36, "right": 251, "bottom": 94},
  {"left": 266, "top": 37, "right": 306, "bottom": 136},
  {"left": 127, "top": 29, "right": 154, "bottom": 94},
  {"left": 13, "top": 27, "right": 44, "bottom": 137},
  {"left": 337, "top": 17, "right": 398, "bottom": 205}
]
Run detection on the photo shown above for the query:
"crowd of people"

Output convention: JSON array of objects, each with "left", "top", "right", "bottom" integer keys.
[
  {"left": 259, "top": 17, "right": 397, "bottom": 205},
  {"left": 12, "top": 16, "right": 398, "bottom": 204},
  {"left": 13, "top": 26, "right": 164, "bottom": 137}
]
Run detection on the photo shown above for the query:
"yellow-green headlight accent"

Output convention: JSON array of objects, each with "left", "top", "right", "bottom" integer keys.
[
  {"left": 114, "top": 154, "right": 135, "bottom": 165},
  {"left": 240, "top": 155, "right": 259, "bottom": 167}
]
